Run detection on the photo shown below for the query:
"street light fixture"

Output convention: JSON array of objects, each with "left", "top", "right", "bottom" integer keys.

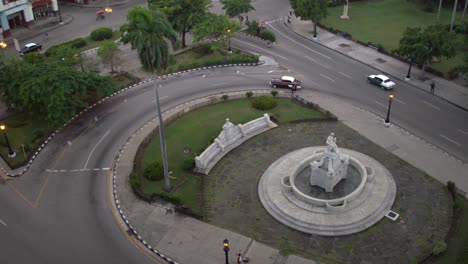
[
  {"left": 227, "top": 29, "right": 232, "bottom": 54},
  {"left": 0, "top": 125, "right": 16, "bottom": 158},
  {"left": 105, "top": 7, "right": 113, "bottom": 30},
  {"left": 384, "top": 94, "right": 394, "bottom": 127},
  {"left": 223, "top": 238, "right": 230, "bottom": 264},
  {"left": 405, "top": 58, "right": 412, "bottom": 81},
  {"left": 0, "top": 41, "right": 6, "bottom": 48}
]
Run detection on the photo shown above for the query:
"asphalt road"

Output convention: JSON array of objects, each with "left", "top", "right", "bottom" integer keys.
[{"left": 1, "top": 0, "right": 467, "bottom": 263}]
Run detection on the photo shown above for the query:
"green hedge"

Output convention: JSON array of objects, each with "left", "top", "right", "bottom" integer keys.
[
  {"left": 143, "top": 161, "right": 164, "bottom": 181},
  {"left": 45, "top": 38, "right": 87, "bottom": 57},
  {"left": 252, "top": 96, "right": 277, "bottom": 110},
  {"left": 90, "top": 27, "right": 113, "bottom": 41},
  {"left": 259, "top": 30, "right": 276, "bottom": 42}
]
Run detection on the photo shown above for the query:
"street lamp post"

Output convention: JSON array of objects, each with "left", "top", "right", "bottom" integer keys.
[
  {"left": 405, "top": 58, "right": 412, "bottom": 80},
  {"left": 0, "top": 41, "right": 7, "bottom": 60},
  {"left": 227, "top": 29, "right": 232, "bottom": 54},
  {"left": 223, "top": 238, "right": 230, "bottom": 264},
  {"left": 105, "top": 7, "right": 113, "bottom": 30},
  {"left": 0, "top": 125, "right": 16, "bottom": 158},
  {"left": 384, "top": 94, "right": 394, "bottom": 127}
]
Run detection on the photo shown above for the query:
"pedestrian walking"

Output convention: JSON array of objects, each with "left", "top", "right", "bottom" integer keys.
[
  {"left": 245, "top": 15, "right": 248, "bottom": 22},
  {"left": 237, "top": 253, "right": 242, "bottom": 264},
  {"left": 430, "top": 81, "right": 435, "bottom": 94},
  {"left": 291, "top": 84, "right": 296, "bottom": 95},
  {"left": 289, "top": 9, "right": 293, "bottom": 16}
]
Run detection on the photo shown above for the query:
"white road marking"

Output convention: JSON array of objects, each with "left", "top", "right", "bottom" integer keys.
[
  {"left": 305, "top": 56, "right": 330, "bottom": 69},
  {"left": 423, "top": 100, "right": 440, "bottom": 110},
  {"left": 0, "top": 219, "right": 6, "bottom": 226},
  {"left": 375, "top": 101, "right": 387, "bottom": 109},
  {"left": 93, "top": 168, "right": 100, "bottom": 171},
  {"left": 46, "top": 168, "right": 109, "bottom": 173},
  {"left": 83, "top": 130, "right": 110, "bottom": 169},
  {"left": 440, "top": 135, "right": 461, "bottom": 147},
  {"left": 458, "top": 129, "right": 468, "bottom": 136},
  {"left": 202, "top": 74, "right": 206, "bottom": 78},
  {"left": 319, "top": 74, "right": 335, "bottom": 82},
  {"left": 152, "top": 96, "right": 168, "bottom": 103},
  {"left": 268, "top": 24, "right": 333, "bottom": 60},
  {"left": 394, "top": 98, "right": 406, "bottom": 105},
  {"left": 233, "top": 39, "right": 288, "bottom": 60},
  {"left": 338, "top": 72, "right": 352, "bottom": 79},
  {"left": 102, "top": 168, "right": 110, "bottom": 171},
  {"left": 67, "top": 141, "right": 72, "bottom": 146}
]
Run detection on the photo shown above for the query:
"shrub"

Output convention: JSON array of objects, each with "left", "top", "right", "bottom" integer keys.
[
  {"left": 221, "top": 94, "right": 229, "bottom": 101},
  {"left": 45, "top": 38, "right": 86, "bottom": 57},
  {"left": 143, "top": 161, "right": 164, "bottom": 181},
  {"left": 271, "top": 90, "right": 278, "bottom": 97},
  {"left": 198, "top": 44, "right": 215, "bottom": 55},
  {"left": 454, "top": 199, "right": 464, "bottom": 210},
  {"left": 32, "top": 129, "right": 45, "bottom": 142},
  {"left": 90, "top": 27, "right": 113, "bottom": 41},
  {"left": 246, "top": 20, "right": 260, "bottom": 36},
  {"left": 129, "top": 172, "right": 140, "bottom": 189},
  {"left": 447, "top": 67, "right": 459, "bottom": 80},
  {"left": 246, "top": 91, "right": 254, "bottom": 98},
  {"left": 259, "top": 29, "right": 276, "bottom": 42},
  {"left": 23, "top": 52, "right": 43, "bottom": 64},
  {"left": 432, "top": 240, "right": 447, "bottom": 256},
  {"left": 252, "top": 96, "right": 277, "bottom": 110},
  {"left": 182, "top": 155, "right": 195, "bottom": 171},
  {"left": 188, "top": 61, "right": 200, "bottom": 69}
]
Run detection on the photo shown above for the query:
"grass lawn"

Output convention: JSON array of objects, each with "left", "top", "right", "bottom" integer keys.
[
  {"left": 0, "top": 113, "right": 52, "bottom": 168},
  {"left": 430, "top": 196, "right": 468, "bottom": 264},
  {"left": 321, "top": 0, "right": 466, "bottom": 74},
  {"left": 162, "top": 44, "right": 258, "bottom": 74},
  {"left": 138, "top": 98, "right": 324, "bottom": 213}
]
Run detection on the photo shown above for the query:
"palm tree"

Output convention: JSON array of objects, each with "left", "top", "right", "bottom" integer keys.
[{"left": 120, "top": 7, "right": 178, "bottom": 72}]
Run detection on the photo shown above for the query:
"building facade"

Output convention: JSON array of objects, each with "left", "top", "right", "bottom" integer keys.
[{"left": 0, "top": 0, "right": 58, "bottom": 37}]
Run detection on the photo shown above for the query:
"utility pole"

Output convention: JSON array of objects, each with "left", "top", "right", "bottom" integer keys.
[{"left": 155, "top": 82, "right": 171, "bottom": 192}]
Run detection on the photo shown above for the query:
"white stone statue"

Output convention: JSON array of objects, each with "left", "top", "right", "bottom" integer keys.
[{"left": 310, "top": 133, "right": 349, "bottom": 192}]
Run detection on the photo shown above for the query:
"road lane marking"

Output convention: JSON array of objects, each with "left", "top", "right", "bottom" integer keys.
[
  {"left": 338, "top": 72, "right": 352, "bottom": 79},
  {"left": 440, "top": 135, "right": 461, "bottom": 147},
  {"left": 0, "top": 219, "right": 6, "bottom": 226},
  {"left": 268, "top": 24, "right": 333, "bottom": 60},
  {"left": 457, "top": 129, "right": 468, "bottom": 136},
  {"left": 319, "top": 74, "right": 335, "bottom": 82},
  {"left": 423, "top": 100, "right": 440, "bottom": 110},
  {"left": 375, "top": 101, "right": 386, "bottom": 109},
  {"left": 83, "top": 130, "right": 110, "bottom": 169},
  {"left": 233, "top": 39, "right": 288, "bottom": 60},
  {"left": 394, "top": 98, "right": 406, "bottom": 104},
  {"left": 305, "top": 56, "right": 330, "bottom": 69},
  {"left": 151, "top": 96, "right": 168, "bottom": 103}
]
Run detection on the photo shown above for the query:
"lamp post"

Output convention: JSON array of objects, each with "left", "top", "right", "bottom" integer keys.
[
  {"left": 405, "top": 58, "right": 412, "bottom": 80},
  {"left": 227, "top": 29, "right": 232, "bottom": 54},
  {"left": 0, "top": 41, "right": 7, "bottom": 60},
  {"left": 384, "top": 94, "right": 394, "bottom": 127},
  {"left": 223, "top": 238, "right": 230, "bottom": 264},
  {"left": 105, "top": 7, "right": 113, "bottom": 30},
  {"left": 0, "top": 125, "right": 16, "bottom": 158}
]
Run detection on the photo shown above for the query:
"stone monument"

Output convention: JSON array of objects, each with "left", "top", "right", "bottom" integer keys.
[{"left": 310, "top": 133, "right": 349, "bottom": 192}]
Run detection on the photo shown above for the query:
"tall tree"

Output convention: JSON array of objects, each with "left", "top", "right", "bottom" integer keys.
[
  {"left": 150, "top": 0, "right": 211, "bottom": 48},
  {"left": 399, "top": 25, "right": 457, "bottom": 77},
  {"left": 292, "top": 0, "right": 328, "bottom": 38},
  {"left": 192, "top": 13, "right": 241, "bottom": 51},
  {"left": 120, "top": 7, "right": 178, "bottom": 72},
  {"left": 220, "top": 0, "right": 255, "bottom": 20},
  {"left": 98, "top": 40, "right": 119, "bottom": 73}
]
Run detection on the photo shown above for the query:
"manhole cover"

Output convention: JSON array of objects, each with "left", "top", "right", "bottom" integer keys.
[
  {"left": 376, "top": 58, "right": 386, "bottom": 63},
  {"left": 183, "top": 147, "right": 191, "bottom": 154},
  {"left": 338, "top": 43, "right": 350, "bottom": 48}
]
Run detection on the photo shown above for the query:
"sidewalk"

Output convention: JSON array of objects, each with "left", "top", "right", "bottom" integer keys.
[{"left": 286, "top": 18, "right": 468, "bottom": 111}]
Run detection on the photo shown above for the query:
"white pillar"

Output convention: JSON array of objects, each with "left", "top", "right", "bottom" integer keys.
[
  {"left": 24, "top": 5, "right": 34, "bottom": 23},
  {"left": 340, "top": 0, "right": 350, "bottom": 20}
]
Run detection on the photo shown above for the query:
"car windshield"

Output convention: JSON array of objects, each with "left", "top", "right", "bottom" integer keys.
[{"left": 384, "top": 79, "right": 391, "bottom": 83}]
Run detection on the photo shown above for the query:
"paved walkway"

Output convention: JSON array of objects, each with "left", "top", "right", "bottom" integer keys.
[{"left": 285, "top": 18, "right": 468, "bottom": 110}]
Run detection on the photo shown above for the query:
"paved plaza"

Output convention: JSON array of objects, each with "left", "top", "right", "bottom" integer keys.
[{"left": 204, "top": 120, "right": 452, "bottom": 263}]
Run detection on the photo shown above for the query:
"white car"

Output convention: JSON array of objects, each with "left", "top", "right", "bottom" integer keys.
[{"left": 367, "top": 74, "right": 396, "bottom": 90}]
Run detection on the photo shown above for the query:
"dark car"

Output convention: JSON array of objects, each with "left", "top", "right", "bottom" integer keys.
[
  {"left": 270, "top": 76, "right": 302, "bottom": 89},
  {"left": 367, "top": 74, "right": 396, "bottom": 90},
  {"left": 19, "top": 43, "right": 42, "bottom": 56}
]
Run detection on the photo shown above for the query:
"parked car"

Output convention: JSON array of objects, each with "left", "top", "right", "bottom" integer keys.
[
  {"left": 270, "top": 76, "right": 302, "bottom": 89},
  {"left": 367, "top": 74, "right": 396, "bottom": 90},
  {"left": 19, "top": 43, "right": 42, "bottom": 56}
]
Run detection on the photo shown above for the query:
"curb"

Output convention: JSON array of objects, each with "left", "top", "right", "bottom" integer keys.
[
  {"left": 280, "top": 18, "right": 468, "bottom": 112},
  {"left": 0, "top": 62, "right": 262, "bottom": 178}
]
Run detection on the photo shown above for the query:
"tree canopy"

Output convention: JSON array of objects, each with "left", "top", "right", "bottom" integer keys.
[
  {"left": 120, "top": 7, "right": 178, "bottom": 72},
  {"left": 291, "top": 0, "right": 328, "bottom": 37},
  {"left": 192, "top": 13, "right": 241, "bottom": 42},
  {"left": 0, "top": 58, "right": 115, "bottom": 127},
  {"left": 98, "top": 40, "right": 119, "bottom": 73},
  {"left": 220, "top": 0, "right": 255, "bottom": 19},
  {"left": 399, "top": 24, "right": 457, "bottom": 74},
  {"left": 149, "top": 0, "right": 211, "bottom": 48}
]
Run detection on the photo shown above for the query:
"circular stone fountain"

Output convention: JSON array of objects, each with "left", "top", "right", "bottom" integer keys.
[{"left": 258, "top": 133, "right": 397, "bottom": 236}]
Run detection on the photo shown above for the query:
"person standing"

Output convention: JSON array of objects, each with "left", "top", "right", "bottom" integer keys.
[
  {"left": 430, "top": 81, "right": 435, "bottom": 94},
  {"left": 237, "top": 253, "right": 243, "bottom": 264}
]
